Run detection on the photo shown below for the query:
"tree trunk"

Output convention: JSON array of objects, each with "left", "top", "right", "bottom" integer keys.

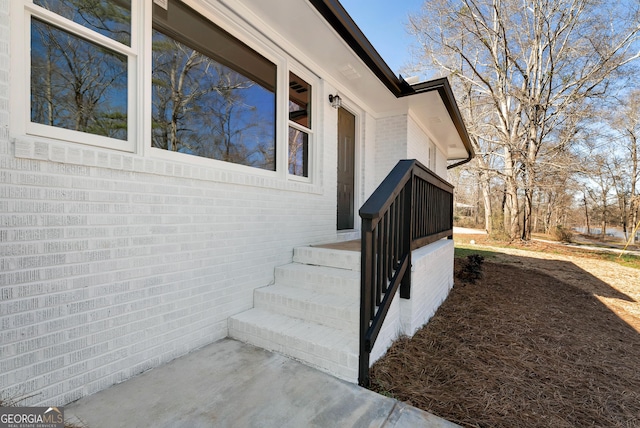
[
  {"left": 600, "top": 189, "right": 608, "bottom": 240},
  {"left": 522, "top": 183, "right": 533, "bottom": 240},
  {"left": 583, "top": 192, "right": 590, "bottom": 235},
  {"left": 632, "top": 207, "right": 639, "bottom": 245},
  {"left": 503, "top": 149, "right": 520, "bottom": 240},
  {"left": 477, "top": 168, "right": 493, "bottom": 234},
  {"left": 630, "top": 135, "right": 638, "bottom": 244},
  {"left": 481, "top": 175, "right": 492, "bottom": 234}
]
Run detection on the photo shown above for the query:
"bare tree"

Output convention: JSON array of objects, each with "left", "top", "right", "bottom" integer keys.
[
  {"left": 151, "top": 34, "right": 275, "bottom": 170},
  {"left": 31, "top": 17, "right": 128, "bottom": 139},
  {"left": 608, "top": 89, "right": 640, "bottom": 243},
  {"left": 409, "top": 0, "right": 640, "bottom": 240}
]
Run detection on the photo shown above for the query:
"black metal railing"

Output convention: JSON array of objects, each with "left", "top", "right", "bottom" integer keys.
[{"left": 358, "top": 159, "right": 454, "bottom": 387}]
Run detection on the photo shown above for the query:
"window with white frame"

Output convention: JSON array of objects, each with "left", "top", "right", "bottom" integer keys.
[
  {"left": 27, "top": 0, "right": 133, "bottom": 150},
  {"left": 151, "top": 0, "right": 277, "bottom": 171},
  {"left": 19, "top": 0, "right": 313, "bottom": 177},
  {"left": 288, "top": 71, "right": 312, "bottom": 177}
]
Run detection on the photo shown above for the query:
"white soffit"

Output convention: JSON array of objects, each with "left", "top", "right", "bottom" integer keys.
[
  {"left": 233, "top": 0, "right": 397, "bottom": 108},
  {"left": 404, "top": 91, "right": 469, "bottom": 160},
  {"left": 230, "top": 0, "right": 469, "bottom": 160}
]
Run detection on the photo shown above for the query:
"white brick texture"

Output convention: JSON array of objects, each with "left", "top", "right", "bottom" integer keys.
[
  {"left": 407, "top": 117, "right": 432, "bottom": 169},
  {"left": 0, "top": 154, "right": 337, "bottom": 405},
  {"left": 374, "top": 115, "right": 407, "bottom": 185},
  {"left": 401, "top": 239, "right": 455, "bottom": 336},
  {"left": 0, "top": 5, "right": 338, "bottom": 404}
]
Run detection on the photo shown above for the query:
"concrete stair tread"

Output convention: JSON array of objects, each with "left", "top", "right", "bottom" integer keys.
[
  {"left": 229, "top": 308, "right": 359, "bottom": 382},
  {"left": 255, "top": 284, "right": 358, "bottom": 310},
  {"left": 276, "top": 262, "right": 361, "bottom": 278},
  {"left": 254, "top": 284, "right": 359, "bottom": 330},
  {"left": 230, "top": 308, "right": 358, "bottom": 349},
  {"left": 274, "top": 263, "right": 360, "bottom": 297},
  {"left": 293, "top": 246, "right": 360, "bottom": 271}
]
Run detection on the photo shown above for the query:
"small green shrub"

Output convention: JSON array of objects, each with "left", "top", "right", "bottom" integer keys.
[{"left": 456, "top": 254, "right": 485, "bottom": 284}]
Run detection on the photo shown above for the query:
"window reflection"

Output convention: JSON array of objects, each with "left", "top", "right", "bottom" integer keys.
[
  {"left": 151, "top": 30, "right": 276, "bottom": 170},
  {"left": 288, "top": 72, "right": 311, "bottom": 177},
  {"left": 288, "top": 127, "right": 308, "bottom": 177},
  {"left": 289, "top": 72, "right": 311, "bottom": 128},
  {"left": 34, "top": 0, "right": 132, "bottom": 46},
  {"left": 31, "top": 18, "right": 128, "bottom": 140}
]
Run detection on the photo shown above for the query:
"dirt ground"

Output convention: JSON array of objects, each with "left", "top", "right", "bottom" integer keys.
[{"left": 370, "top": 237, "right": 640, "bottom": 427}]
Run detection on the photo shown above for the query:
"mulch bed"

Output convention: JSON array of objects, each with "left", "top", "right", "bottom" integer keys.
[{"left": 369, "top": 258, "right": 640, "bottom": 427}]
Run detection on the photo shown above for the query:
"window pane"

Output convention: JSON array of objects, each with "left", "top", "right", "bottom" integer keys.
[
  {"left": 151, "top": 30, "right": 276, "bottom": 171},
  {"left": 288, "top": 127, "right": 308, "bottom": 177},
  {"left": 153, "top": 0, "right": 275, "bottom": 92},
  {"left": 34, "top": 0, "right": 131, "bottom": 46},
  {"left": 31, "top": 18, "right": 128, "bottom": 140},
  {"left": 289, "top": 72, "right": 311, "bottom": 128}
]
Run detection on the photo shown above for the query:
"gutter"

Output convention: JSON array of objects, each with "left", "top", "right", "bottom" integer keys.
[
  {"left": 307, "top": 0, "right": 413, "bottom": 96},
  {"left": 308, "top": 0, "right": 475, "bottom": 168},
  {"left": 410, "top": 79, "right": 475, "bottom": 169}
]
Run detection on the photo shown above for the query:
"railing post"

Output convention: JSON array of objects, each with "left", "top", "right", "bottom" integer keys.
[
  {"left": 448, "top": 187, "right": 454, "bottom": 239},
  {"left": 359, "top": 220, "right": 373, "bottom": 387},
  {"left": 400, "top": 170, "right": 413, "bottom": 299}
]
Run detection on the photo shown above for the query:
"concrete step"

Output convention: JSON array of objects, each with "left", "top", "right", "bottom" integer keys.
[
  {"left": 274, "top": 263, "right": 360, "bottom": 298},
  {"left": 228, "top": 308, "right": 359, "bottom": 383},
  {"left": 254, "top": 284, "right": 359, "bottom": 333},
  {"left": 293, "top": 246, "right": 361, "bottom": 271}
]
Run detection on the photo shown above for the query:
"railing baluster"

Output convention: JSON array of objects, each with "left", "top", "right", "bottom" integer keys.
[
  {"left": 389, "top": 200, "right": 396, "bottom": 270},
  {"left": 374, "top": 221, "right": 384, "bottom": 308},
  {"left": 372, "top": 223, "right": 377, "bottom": 305},
  {"left": 358, "top": 160, "right": 454, "bottom": 387}
]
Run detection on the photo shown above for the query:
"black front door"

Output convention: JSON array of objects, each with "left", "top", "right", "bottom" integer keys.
[{"left": 337, "top": 107, "right": 355, "bottom": 230}]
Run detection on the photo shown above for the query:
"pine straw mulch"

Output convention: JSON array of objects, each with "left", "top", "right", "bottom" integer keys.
[{"left": 369, "top": 251, "right": 640, "bottom": 428}]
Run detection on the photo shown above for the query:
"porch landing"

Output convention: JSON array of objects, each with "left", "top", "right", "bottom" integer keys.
[
  {"left": 314, "top": 238, "right": 361, "bottom": 251},
  {"left": 65, "top": 338, "right": 459, "bottom": 427}
]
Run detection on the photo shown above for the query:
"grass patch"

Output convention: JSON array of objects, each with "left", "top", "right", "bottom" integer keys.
[
  {"left": 455, "top": 234, "right": 640, "bottom": 270},
  {"left": 454, "top": 246, "right": 498, "bottom": 259},
  {"left": 600, "top": 252, "right": 640, "bottom": 269}
]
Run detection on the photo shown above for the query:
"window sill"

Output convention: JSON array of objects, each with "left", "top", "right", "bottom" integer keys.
[{"left": 12, "top": 137, "right": 323, "bottom": 195}]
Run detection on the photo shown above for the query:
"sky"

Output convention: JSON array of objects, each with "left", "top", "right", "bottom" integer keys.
[{"left": 339, "top": 0, "right": 425, "bottom": 77}]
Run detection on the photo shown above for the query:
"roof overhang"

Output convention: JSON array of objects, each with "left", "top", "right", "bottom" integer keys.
[
  {"left": 308, "top": 0, "right": 474, "bottom": 168},
  {"left": 227, "top": 0, "right": 474, "bottom": 167}
]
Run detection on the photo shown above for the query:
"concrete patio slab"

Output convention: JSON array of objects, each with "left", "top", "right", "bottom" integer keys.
[{"left": 65, "top": 338, "right": 458, "bottom": 428}]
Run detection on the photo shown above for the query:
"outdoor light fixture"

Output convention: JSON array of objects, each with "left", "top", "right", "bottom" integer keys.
[{"left": 329, "top": 94, "right": 342, "bottom": 109}]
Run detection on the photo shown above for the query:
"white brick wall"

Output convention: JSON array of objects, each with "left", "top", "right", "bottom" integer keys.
[
  {"left": 0, "top": 151, "right": 338, "bottom": 405},
  {"left": 361, "top": 112, "right": 377, "bottom": 205},
  {"left": 436, "top": 149, "right": 448, "bottom": 179},
  {"left": 401, "top": 239, "right": 455, "bottom": 336},
  {"left": 378, "top": 114, "right": 450, "bottom": 184},
  {"left": 370, "top": 292, "right": 402, "bottom": 365},
  {"left": 407, "top": 115, "right": 450, "bottom": 179},
  {"left": 374, "top": 115, "right": 407, "bottom": 186},
  {"left": 407, "top": 116, "right": 432, "bottom": 169},
  {"left": 0, "top": 4, "right": 341, "bottom": 405}
]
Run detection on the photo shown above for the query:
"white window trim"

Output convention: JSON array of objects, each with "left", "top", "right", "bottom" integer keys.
[
  {"left": 11, "top": 1, "right": 139, "bottom": 153},
  {"left": 10, "top": 0, "right": 322, "bottom": 186},
  {"left": 144, "top": 0, "right": 285, "bottom": 178},
  {"left": 286, "top": 65, "right": 318, "bottom": 183}
]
